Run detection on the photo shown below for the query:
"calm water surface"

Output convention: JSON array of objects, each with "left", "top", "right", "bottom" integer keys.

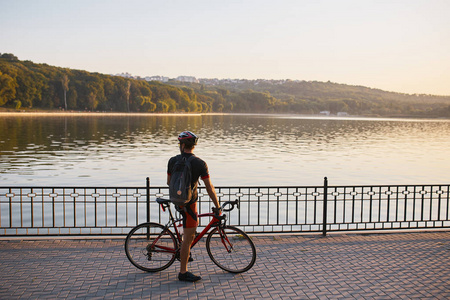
[{"left": 1, "top": 114, "right": 449, "bottom": 186}]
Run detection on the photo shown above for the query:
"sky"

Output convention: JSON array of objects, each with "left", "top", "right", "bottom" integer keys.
[{"left": 1, "top": 0, "right": 450, "bottom": 95}]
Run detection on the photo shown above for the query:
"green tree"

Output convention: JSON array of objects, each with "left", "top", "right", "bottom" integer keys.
[
  {"left": 126, "top": 81, "right": 131, "bottom": 112},
  {"left": 14, "top": 100, "right": 21, "bottom": 109},
  {"left": 138, "top": 96, "right": 156, "bottom": 112},
  {"left": 0, "top": 53, "right": 18, "bottom": 61},
  {"left": 67, "top": 88, "right": 77, "bottom": 109},
  {"left": 61, "top": 74, "right": 69, "bottom": 110},
  {"left": 0, "top": 71, "right": 17, "bottom": 106},
  {"left": 87, "top": 92, "right": 98, "bottom": 110},
  {"left": 157, "top": 100, "right": 169, "bottom": 112}
]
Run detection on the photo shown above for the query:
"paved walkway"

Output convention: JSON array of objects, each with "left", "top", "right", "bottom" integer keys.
[{"left": 0, "top": 231, "right": 449, "bottom": 299}]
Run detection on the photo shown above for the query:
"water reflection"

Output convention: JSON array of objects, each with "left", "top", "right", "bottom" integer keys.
[{"left": 1, "top": 114, "right": 449, "bottom": 186}]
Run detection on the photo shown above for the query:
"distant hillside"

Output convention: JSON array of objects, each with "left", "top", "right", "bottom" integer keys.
[
  {"left": 1, "top": 53, "right": 449, "bottom": 117},
  {"left": 172, "top": 79, "right": 450, "bottom": 117}
]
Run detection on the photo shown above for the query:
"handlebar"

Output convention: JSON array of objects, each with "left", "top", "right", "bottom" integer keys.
[
  {"left": 220, "top": 199, "right": 240, "bottom": 212},
  {"left": 212, "top": 199, "right": 239, "bottom": 227},
  {"left": 156, "top": 197, "right": 240, "bottom": 214}
]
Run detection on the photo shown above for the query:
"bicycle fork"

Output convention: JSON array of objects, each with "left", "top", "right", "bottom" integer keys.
[{"left": 218, "top": 227, "right": 233, "bottom": 253}]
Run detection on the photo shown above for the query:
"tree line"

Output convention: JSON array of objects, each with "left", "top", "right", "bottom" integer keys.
[
  {"left": 1, "top": 53, "right": 449, "bottom": 117},
  {"left": 0, "top": 54, "right": 208, "bottom": 113}
]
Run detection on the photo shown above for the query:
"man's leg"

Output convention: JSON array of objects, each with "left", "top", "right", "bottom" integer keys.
[
  {"left": 178, "top": 202, "right": 201, "bottom": 282},
  {"left": 178, "top": 226, "right": 202, "bottom": 282},
  {"left": 180, "top": 227, "right": 196, "bottom": 274}
]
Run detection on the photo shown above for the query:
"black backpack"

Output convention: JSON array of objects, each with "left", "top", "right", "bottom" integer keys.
[{"left": 169, "top": 155, "right": 195, "bottom": 206}]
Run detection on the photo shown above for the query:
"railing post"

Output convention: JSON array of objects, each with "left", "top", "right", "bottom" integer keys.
[
  {"left": 323, "top": 177, "right": 328, "bottom": 236},
  {"left": 146, "top": 177, "right": 150, "bottom": 223}
]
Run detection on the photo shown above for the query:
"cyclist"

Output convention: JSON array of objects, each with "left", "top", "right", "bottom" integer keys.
[{"left": 167, "top": 131, "right": 221, "bottom": 282}]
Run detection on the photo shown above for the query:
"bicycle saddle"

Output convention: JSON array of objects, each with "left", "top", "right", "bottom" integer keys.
[{"left": 156, "top": 198, "right": 171, "bottom": 205}]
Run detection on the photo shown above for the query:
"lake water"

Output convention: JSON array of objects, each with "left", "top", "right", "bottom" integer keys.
[{"left": 1, "top": 113, "right": 449, "bottom": 187}]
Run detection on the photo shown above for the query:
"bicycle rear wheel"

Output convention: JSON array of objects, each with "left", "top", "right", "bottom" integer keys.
[
  {"left": 125, "top": 222, "right": 178, "bottom": 272},
  {"left": 206, "top": 225, "right": 256, "bottom": 273}
]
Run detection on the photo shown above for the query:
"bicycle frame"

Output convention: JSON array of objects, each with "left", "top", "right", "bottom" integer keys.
[{"left": 151, "top": 200, "right": 227, "bottom": 255}]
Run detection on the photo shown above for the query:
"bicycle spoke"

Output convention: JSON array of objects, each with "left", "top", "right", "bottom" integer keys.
[
  {"left": 206, "top": 225, "right": 256, "bottom": 273},
  {"left": 125, "top": 223, "right": 177, "bottom": 272}
]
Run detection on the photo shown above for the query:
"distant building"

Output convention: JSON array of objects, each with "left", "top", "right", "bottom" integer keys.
[
  {"left": 320, "top": 111, "right": 331, "bottom": 116},
  {"left": 115, "top": 72, "right": 135, "bottom": 79},
  {"left": 175, "top": 76, "right": 199, "bottom": 83},
  {"left": 145, "top": 76, "right": 169, "bottom": 83},
  {"left": 337, "top": 112, "right": 349, "bottom": 116}
]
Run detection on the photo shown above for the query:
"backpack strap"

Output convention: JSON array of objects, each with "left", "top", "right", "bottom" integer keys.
[
  {"left": 186, "top": 155, "right": 197, "bottom": 203},
  {"left": 186, "top": 154, "right": 195, "bottom": 164},
  {"left": 175, "top": 154, "right": 194, "bottom": 164}
]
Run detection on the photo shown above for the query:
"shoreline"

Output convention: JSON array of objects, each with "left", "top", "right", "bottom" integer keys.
[
  {"left": 0, "top": 110, "right": 449, "bottom": 121},
  {"left": 0, "top": 109, "right": 225, "bottom": 117}
]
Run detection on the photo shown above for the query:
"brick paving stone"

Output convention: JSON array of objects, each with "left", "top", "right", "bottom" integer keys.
[{"left": 0, "top": 231, "right": 449, "bottom": 299}]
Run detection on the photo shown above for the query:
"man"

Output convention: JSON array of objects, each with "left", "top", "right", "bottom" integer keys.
[{"left": 167, "top": 131, "right": 221, "bottom": 282}]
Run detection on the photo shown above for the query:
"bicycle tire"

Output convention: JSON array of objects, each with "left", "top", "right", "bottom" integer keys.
[
  {"left": 206, "top": 225, "right": 256, "bottom": 273},
  {"left": 125, "top": 222, "right": 178, "bottom": 272}
]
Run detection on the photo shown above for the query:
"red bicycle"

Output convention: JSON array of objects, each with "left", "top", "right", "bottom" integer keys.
[{"left": 125, "top": 198, "right": 256, "bottom": 273}]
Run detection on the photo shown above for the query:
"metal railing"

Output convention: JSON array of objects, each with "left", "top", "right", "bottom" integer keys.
[{"left": 1, "top": 178, "right": 449, "bottom": 236}]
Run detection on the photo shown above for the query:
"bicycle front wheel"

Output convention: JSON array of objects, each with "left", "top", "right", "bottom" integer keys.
[
  {"left": 125, "top": 222, "right": 178, "bottom": 272},
  {"left": 206, "top": 225, "right": 256, "bottom": 273}
]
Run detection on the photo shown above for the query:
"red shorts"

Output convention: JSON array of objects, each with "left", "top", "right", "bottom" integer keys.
[{"left": 181, "top": 201, "right": 198, "bottom": 228}]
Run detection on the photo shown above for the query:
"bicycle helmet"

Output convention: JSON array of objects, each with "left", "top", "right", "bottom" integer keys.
[{"left": 178, "top": 131, "right": 198, "bottom": 146}]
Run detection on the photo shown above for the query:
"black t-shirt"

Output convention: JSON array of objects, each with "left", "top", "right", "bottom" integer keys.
[{"left": 167, "top": 153, "right": 209, "bottom": 201}]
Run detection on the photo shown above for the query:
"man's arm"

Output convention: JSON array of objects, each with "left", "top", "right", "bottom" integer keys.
[{"left": 202, "top": 177, "right": 220, "bottom": 209}]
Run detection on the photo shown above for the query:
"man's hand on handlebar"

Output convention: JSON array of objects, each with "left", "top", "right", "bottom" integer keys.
[
  {"left": 212, "top": 207, "right": 222, "bottom": 216},
  {"left": 212, "top": 199, "right": 240, "bottom": 216}
]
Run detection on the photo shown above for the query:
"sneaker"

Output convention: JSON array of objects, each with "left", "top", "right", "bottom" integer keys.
[{"left": 178, "top": 271, "right": 202, "bottom": 282}]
